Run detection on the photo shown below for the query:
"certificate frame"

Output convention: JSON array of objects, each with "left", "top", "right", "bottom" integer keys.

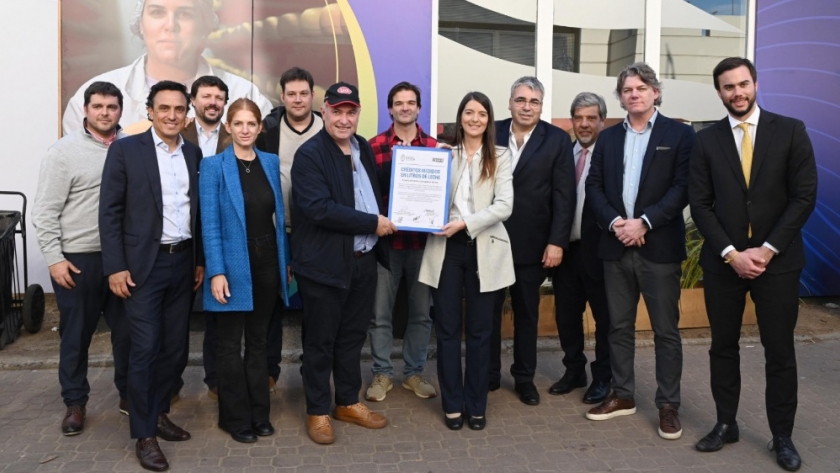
[{"left": 388, "top": 145, "right": 452, "bottom": 233}]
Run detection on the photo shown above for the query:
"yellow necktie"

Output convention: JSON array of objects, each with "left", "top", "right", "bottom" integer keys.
[{"left": 738, "top": 123, "right": 753, "bottom": 237}]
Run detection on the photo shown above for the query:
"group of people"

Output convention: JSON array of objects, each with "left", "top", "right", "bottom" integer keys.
[{"left": 32, "top": 56, "right": 817, "bottom": 473}]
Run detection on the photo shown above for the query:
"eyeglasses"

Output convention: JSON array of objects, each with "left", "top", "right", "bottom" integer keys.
[{"left": 512, "top": 97, "right": 543, "bottom": 107}]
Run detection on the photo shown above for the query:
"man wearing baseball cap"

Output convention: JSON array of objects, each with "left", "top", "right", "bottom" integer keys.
[{"left": 291, "top": 82, "right": 397, "bottom": 444}]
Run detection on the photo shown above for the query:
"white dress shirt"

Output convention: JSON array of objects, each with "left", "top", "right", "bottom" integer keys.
[
  {"left": 508, "top": 124, "right": 535, "bottom": 171},
  {"left": 719, "top": 106, "right": 778, "bottom": 258},
  {"left": 197, "top": 123, "right": 221, "bottom": 158},
  {"left": 450, "top": 147, "right": 480, "bottom": 222},
  {"left": 151, "top": 128, "right": 192, "bottom": 244},
  {"left": 570, "top": 141, "right": 594, "bottom": 241}
]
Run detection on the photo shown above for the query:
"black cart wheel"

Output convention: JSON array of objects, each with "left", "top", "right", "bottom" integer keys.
[{"left": 22, "top": 284, "right": 45, "bottom": 334}]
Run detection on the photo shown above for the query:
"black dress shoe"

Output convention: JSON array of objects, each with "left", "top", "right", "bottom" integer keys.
[
  {"left": 770, "top": 436, "right": 801, "bottom": 471},
  {"left": 582, "top": 379, "right": 611, "bottom": 404},
  {"left": 156, "top": 414, "right": 191, "bottom": 441},
  {"left": 467, "top": 416, "right": 486, "bottom": 430},
  {"left": 488, "top": 380, "right": 501, "bottom": 392},
  {"left": 548, "top": 371, "right": 587, "bottom": 395},
  {"left": 252, "top": 421, "right": 275, "bottom": 437},
  {"left": 515, "top": 382, "right": 540, "bottom": 405},
  {"left": 444, "top": 414, "right": 464, "bottom": 431},
  {"left": 229, "top": 428, "right": 258, "bottom": 443},
  {"left": 136, "top": 437, "right": 169, "bottom": 472},
  {"left": 695, "top": 422, "right": 739, "bottom": 452}
]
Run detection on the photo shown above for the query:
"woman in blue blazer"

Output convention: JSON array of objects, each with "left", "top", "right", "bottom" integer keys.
[{"left": 200, "top": 98, "right": 290, "bottom": 443}]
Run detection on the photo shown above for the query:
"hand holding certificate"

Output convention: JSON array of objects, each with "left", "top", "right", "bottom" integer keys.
[{"left": 388, "top": 146, "right": 452, "bottom": 233}]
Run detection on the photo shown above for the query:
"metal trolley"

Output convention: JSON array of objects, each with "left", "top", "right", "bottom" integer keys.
[{"left": 0, "top": 191, "right": 45, "bottom": 349}]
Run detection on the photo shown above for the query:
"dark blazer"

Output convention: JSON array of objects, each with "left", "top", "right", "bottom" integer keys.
[
  {"left": 689, "top": 110, "right": 817, "bottom": 275},
  {"left": 99, "top": 129, "right": 204, "bottom": 286},
  {"left": 290, "top": 128, "right": 389, "bottom": 288},
  {"left": 585, "top": 113, "right": 695, "bottom": 263},
  {"left": 200, "top": 146, "right": 291, "bottom": 312},
  {"left": 495, "top": 119, "right": 576, "bottom": 264},
  {"left": 180, "top": 121, "right": 231, "bottom": 154},
  {"left": 574, "top": 142, "right": 605, "bottom": 280}
]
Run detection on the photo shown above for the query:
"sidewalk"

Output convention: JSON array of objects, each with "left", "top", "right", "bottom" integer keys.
[{"left": 2, "top": 340, "right": 840, "bottom": 472}]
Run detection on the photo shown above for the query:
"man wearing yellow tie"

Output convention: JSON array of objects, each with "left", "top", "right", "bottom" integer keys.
[{"left": 689, "top": 57, "right": 818, "bottom": 472}]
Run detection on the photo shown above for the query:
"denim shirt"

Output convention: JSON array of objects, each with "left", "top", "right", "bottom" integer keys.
[{"left": 350, "top": 137, "right": 380, "bottom": 252}]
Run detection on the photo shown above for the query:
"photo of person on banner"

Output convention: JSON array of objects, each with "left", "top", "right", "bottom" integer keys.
[{"left": 62, "top": 0, "right": 273, "bottom": 134}]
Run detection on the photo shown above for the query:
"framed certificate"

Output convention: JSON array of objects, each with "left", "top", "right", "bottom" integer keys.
[{"left": 388, "top": 146, "right": 452, "bottom": 233}]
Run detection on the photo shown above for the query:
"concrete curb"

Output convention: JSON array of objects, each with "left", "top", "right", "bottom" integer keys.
[{"left": 3, "top": 330, "right": 839, "bottom": 371}]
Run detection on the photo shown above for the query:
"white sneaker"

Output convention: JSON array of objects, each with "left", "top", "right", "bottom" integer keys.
[
  {"left": 402, "top": 374, "right": 437, "bottom": 399},
  {"left": 365, "top": 374, "right": 393, "bottom": 402}
]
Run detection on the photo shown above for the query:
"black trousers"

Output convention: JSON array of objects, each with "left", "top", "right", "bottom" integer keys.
[
  {"left": 552, "top": 242, "right": 611, "bottom": 382},
  {"left": 704, "top": 268, "right": 801, "bottom": 437},
  {"left": 215, "top": 238, "right": 279, "bottom": 431},
  {"left": 298, "top": 251, "right": 377, "bottom": 415},
  {"left": 202, "top": 312, "right": 218, "bottom": 390},
  {"left": 124, "top": 249, "right": 193, "bottom": 439},
  {"left": 265, "top": 300, "right": 284, "bottom": 382},
  {"left": 489, "top": 263, "right": 545, "bottom": 385},
  {"left": 433, "top": 237, "right": 499, "bottom": 417},
  {"left": 53, "top": 252, "right": 130, "bottom": 406}
]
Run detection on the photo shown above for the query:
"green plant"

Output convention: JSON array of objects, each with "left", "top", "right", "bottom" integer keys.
[{"left": 681, "top": 218, "right": 704, "bottom": 289}]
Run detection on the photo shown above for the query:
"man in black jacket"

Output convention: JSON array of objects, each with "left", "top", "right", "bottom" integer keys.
[
  {"left": 690, "top": 57, "right": 817, "bottom": 471},
  {"left": 490, "top": 76, "right": 576, "bottom": 406},
  {"left": 291, "top": 82, "right": 396, "bottom": 445},
  {"left": 255, "top": 67, "right": 324, "bottom": 389}
]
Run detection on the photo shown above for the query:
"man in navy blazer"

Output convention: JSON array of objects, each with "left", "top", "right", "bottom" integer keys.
[
  {"left": 99, "top": 81, "right": 204, "bottom": 472},
  {"left": 690, "top": 57, "right": 817, "bottom": 471},
  {"left": 490, "top": 76, "right": 576, "bottom": 406},
  {"left": 584, "top": 63, "right": 695, "bottom": 441},
  {"left": 548, "top": 92, "right": 612, "bottom": 406}
]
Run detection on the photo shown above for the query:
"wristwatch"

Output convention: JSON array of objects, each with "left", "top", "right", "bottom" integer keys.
[{"left": 724, "top": 251, "right": 738, "bottom": 264}]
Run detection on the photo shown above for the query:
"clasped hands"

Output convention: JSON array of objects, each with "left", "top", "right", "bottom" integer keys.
[
  {"left": 727, "top": 247, "right": 774, "bottom": 280},
  {"left": 613, "top": 218, "right": 647, "bottom": 247}
]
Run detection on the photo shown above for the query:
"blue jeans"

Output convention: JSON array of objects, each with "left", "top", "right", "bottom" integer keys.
[{"left": 368, "top": 247, "right": 432, "bottom": 378}]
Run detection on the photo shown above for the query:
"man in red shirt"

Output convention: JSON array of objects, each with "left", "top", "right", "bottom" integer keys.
[{"left": 365, "top": 82, "right": 439, "bottom": 402}]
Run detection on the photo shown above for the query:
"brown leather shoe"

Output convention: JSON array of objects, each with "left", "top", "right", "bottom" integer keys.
[
  {"left": 61, "top": 405, "right": 86, "bottom": 436},
  {"left": 307, "top": 415, "right": 335, "bottom": 445},
  {"left": 136, "top": 437, "right": 169, "bottom": 471},
  {"left": 119, "top": 399, "right": 129, "bottom": 416},
  {"left": 585, "top": 392, "right": 636, "bottom": 421},
  {"left": 334, "top": 403, "right": 387, "bottom": 429},
  {"left": 658, "top": 404, "right": 682, "bottom": 439},
  {"left": 268, "top": 376, "right": 276, "bottom": 393},
  {"left": 156, "top": 414, "right": 191, "bottom": 441},
  {"left": 207, "top": 387, "right": 218, "bottom": 401}
]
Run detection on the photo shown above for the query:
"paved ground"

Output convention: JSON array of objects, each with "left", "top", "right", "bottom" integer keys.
[{"left": 2, "top": 339, "right": 840, "bottom": 472}]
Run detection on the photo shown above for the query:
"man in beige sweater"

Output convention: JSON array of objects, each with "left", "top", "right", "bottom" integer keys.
[{"left": 255, "top": 67, "right": 323, "bottom": 388}]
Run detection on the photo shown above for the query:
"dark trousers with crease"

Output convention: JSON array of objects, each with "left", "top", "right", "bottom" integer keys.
[
  {"left": 489, "top": 263, "right": 545, "bottom": 386},
  {"left": 215, "top": 238, "right": 278, "bottom": 431},
  {"left": 704, "top": 268, "right": 800, "bottom": 437},
  {"left": 124, "top": 249, "right": 192, "bottom": 439},
  {"left": 54, "top": 252, "right": 130, "bottom": 407},
  {"left": 552, "top": 242, "right": 611, "bottom": 382},
  {"left": 433, "top": 236, "right": 499, "bottom": 417},
  {"left": 298, "top": 251, "right": 377, "bottom": 415}
]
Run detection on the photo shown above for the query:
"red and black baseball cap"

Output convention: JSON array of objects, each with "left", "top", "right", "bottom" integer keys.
[{"left": 324, "top": 82, "right": 361, "bottom": 107}]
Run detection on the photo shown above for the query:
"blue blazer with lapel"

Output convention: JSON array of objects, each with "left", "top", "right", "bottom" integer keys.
[
  {"left": 585, "top": 113, "right": 695, "bottom": 264},
  {"left": 99, "top": 129, "right": 204, "bottom": 287},
  {"left": 199, "top": 146, "right": 291, "bottom": 312},
  {"left": 495, "top": 119, "right": 576, "bottom": 264}
]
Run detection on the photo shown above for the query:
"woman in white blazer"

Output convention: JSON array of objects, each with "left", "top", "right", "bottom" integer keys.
[{"left": 419, "top": 91, "right": 514, "bottom": 430}]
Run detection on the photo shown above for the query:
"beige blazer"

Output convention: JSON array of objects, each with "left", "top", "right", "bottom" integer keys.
[{"left": 419, "top": 145, "right": 515, "bottom": 292}]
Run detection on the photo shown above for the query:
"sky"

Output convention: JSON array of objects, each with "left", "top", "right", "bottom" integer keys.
[{"left": 684, "top": 0, "right": 747, "bottom": 16}]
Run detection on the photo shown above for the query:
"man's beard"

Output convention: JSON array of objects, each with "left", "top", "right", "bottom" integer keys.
[
  {"left": 198, "top": 108, "right": 222, "bottom": 125},
  {"left": 724, "top": 95, "right": 755, "bottom": 119}
]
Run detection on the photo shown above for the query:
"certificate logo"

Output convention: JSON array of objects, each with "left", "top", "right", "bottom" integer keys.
[
  {"left": 400, "top": 155, "right": 416, "bottom": 162},
  {"left": 432, "top": 157, "right": 444, "bottom": 163}
]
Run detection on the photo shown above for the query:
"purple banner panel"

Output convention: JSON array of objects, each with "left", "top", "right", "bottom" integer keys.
[{"left": 756, "top": 0, "right": 840, "bottom": 296}]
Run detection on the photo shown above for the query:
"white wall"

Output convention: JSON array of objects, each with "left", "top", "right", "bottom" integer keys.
[{"left": 0, "top": 1, "right": 59, "bottom": 291}]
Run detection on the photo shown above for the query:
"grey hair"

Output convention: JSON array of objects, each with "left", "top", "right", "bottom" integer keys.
[
  {"left": 509, "top": 76, "right": 545, "bottom": 98},
  {"left": 615, "top": 62, "right": 663, "bottom": 107},
  {"left": 129, "top": 0, "right": 219, "bottom": 39},
  {"left": 570, "top": 92, "right": 607, "bottom": 120}
]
